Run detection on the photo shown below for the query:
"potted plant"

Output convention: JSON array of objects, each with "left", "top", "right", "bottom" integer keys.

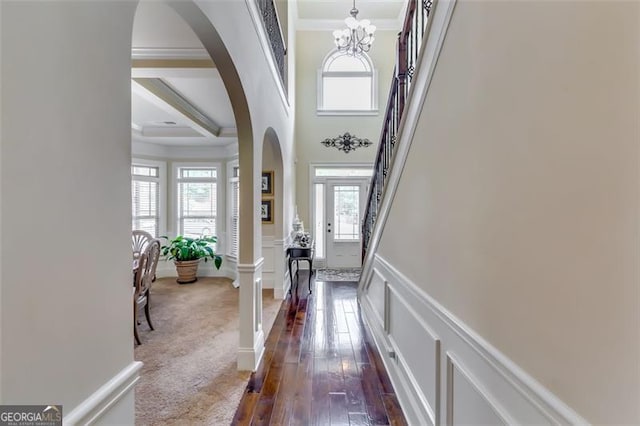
[{"left": 160, "top": 235, "right": 223, "bottom": 284}]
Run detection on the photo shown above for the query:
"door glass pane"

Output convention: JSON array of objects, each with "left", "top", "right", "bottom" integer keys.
[
  {"left": 333, "top": 185, "right": 359, "bottom": 240},
  {"left": 314, "top": 184, "right": 325, "bottom": 258}
]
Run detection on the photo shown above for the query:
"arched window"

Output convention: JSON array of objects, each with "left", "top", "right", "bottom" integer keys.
[{"left": 318, "top": 50, "right": 377, "bottom": 114}]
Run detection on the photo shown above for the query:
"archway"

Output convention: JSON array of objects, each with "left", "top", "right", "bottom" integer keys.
[
  {"left": 165, "top": 1, "right": 263, "bottom": 372},
  {"left": 261, "top": 127, "right": 287, "bottom": 298},
  {"left": 131, "top": 0, "right": 263, "bottom": 372}
]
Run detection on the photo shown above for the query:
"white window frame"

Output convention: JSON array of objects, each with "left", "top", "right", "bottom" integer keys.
[
  {"left": 309, "top": 163, "right": 373, "bottom": 262},
  {"left": 132, "top": 158, "right": 167, "bottom": 238},
  {"left": 172, "top": 162, "right": 222, "bottom": 242},
  {"left": 317, "top": 49, "right": 378, "bottom": 116},
  {"left": 227, "top": 159, "right": 240, "bottom": 260}
]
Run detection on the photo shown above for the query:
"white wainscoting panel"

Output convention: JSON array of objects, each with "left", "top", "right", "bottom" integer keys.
[
  {"left": 387, "top": 286, "right": 441, "bottom": 425},
  {"left": 367, "top": 267, "right": 387, "bottom": 330},
  {"left": 446, "top": 353, "right": 510, "bottom": 425},
  {"left": 64, "top": 362, "right": 142, "bottom": 425},
  {"left": 261, "top": 237, "right": 276, "bottom": 289},
  {"left": 360, "top": 254, "right": 589, "bottom": 426}
]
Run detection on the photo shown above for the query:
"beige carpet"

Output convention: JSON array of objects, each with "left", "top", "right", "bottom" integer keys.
[{"left": 134, "top": 277, "right": 282, "bottom": 425}]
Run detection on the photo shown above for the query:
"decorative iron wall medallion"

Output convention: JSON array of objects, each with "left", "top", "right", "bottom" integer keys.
[{"left": 320, "top": 132, "right": 372, "bottom": 153}]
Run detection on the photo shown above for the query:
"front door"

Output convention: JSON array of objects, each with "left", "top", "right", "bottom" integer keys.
[{"left": 326, "top": 180, "right": 367, "bottom": 268}]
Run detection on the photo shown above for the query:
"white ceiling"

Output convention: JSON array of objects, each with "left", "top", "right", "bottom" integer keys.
[
  {"left": 131, "top": 0, "right": 407, "bottom": 148},
  {"left": 131, "top": 2, "right": 235, "bottom": 148},
  {"left": 295, "top": 0, "right": 406, "bottom": 30}
]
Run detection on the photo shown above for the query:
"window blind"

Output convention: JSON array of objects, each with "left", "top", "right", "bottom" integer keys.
[
  {"left": 229, "top": 179, "right": 240, "bottom": 258},
  {"left": 132, "top": 165, "right": 160, "bottom": 236},
  {"left": 177, "top": 167, "right": 217, "bottom": 241}
]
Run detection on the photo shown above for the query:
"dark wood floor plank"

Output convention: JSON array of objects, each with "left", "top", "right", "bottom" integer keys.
[
  {"left": 327, "top": 351, "right": 345, "bottom": 393},
  {"left": 250, "top": 315, "right": 292, "bottom": 424},
  {"left": 348, "top": 412, "right": 370, "bottom": 426},
  {"left": 344, "top": 312, "right": 368, "bottom": 364},
  {"left": 381, "top": 394, "right": 409, "bottom": 426},
  {"left": 247, "top": 304, "right": 287, "bottom": 393},
  {"left": 360, "top": 362, "right": 390, "bottom": 425},
  {"left": 335, "top": 298, "right": 350, "bottom": 334},
  {"left": 330, "top": 392, "right": 350, "bottom": 426},
  {"left": 323, "top": 282, "right": 340, "bottom": 357},
  {"left": 284, "top": 298, "right": 307, "bottom": 364},
  {"left": 343, "top": 297, "right": 355, "bottom": 314},
  {"left": 269, "top": 362, "right": 298, "bottom": 425},
  {"left": 233, "top": 273, "right": 407, "bottom": 426},
  {"left": 300, "top": 291, "right": 316, "bottom": 355},
  {"left": 290, "top": 351, "right": 314, "bottom": 425},
  {"left": 310, "top": 356, "right": 331, "bottom": 426},
  {"left": 338, "top": 333, "right": 367, "bottom": 415},
  {"left": 362, "top": 321, "right": 395, "bottom": 395},
  {"left": 231, "top": 391, "right": 259, "bottom": 425}
]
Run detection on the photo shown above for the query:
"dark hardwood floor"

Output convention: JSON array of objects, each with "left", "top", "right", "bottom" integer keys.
[{"left": 232, "top": 271, "right": 407, "bottom": 426}]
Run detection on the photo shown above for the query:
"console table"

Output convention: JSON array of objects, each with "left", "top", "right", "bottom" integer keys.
[{"left": 287, "top": 240, "right": 314, "bottom": 295}]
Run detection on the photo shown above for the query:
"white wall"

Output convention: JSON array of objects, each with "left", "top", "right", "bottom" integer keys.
[
  {"left": 0, "top": 0, "right": 4, "bottom": 403},
  {"left": 261, "top": 132, "right": 287, "bottom": 293},
  {"left": 1, "top": 1, "right": 138, "bottom": 419},
  {"left": 294, "top": 30, "right": 398, "bottom": 226},
  {"left": 375, "top": 0, "right": 639, "bottom": 423},
  {"left": 261, "top": 136, "right": 283, "bottom": 238}
]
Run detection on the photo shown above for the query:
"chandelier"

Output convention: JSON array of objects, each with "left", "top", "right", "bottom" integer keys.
[{"left": 332, "top": 0, "right": 376, "bottom": 56}]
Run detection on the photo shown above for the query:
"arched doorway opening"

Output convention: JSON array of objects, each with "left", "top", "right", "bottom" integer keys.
[
  {"left": 261, "top": 127, "right": 288, "bottom": 298},
  {"left": 130, "top": 1, "right": 264, "bottom": 422}
]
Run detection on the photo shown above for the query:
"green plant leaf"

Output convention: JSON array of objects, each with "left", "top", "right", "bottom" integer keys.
[{"left": 160, "top": 234, "right": 221, "bottom": 263}]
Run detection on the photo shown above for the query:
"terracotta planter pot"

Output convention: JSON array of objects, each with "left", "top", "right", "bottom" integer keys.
[{"left": 174, "top": 259, "right": 200, "bottom": 284}]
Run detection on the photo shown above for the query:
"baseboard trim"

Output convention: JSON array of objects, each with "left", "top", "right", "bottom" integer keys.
[
  {"left": 360, "top": 296, "right": 434, "bottom": 425},
  {"left": 237, "top": 329, "right": 265, "bottom": 371},
  {"left": 274, "top": 271, "right": 291, "bottom": 299},
  {"left": 64, "top": 361, "right": 142, "bottom": 425}
]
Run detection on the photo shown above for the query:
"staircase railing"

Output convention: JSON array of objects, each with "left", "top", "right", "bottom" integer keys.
[
  {"left": 362, "top": 0, "right": 433, "bottom": 259},
  {"left": 257, "top": 0, "right": 287, "bottom": 88}
]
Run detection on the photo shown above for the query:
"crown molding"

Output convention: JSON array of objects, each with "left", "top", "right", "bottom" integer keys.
[
  {"left": 132, "top": 58, "right": 215, "bottom": 69},
  {"left": 131, "top": 47, "right": 211, "bottom": 60}
]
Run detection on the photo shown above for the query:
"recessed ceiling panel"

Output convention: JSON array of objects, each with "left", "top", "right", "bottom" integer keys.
[
  {"left": 163, "top": 76, "right": 236, "bottom": 129},
  {"left": 132, "top": 89, "right": 192, "bottom": 131}
]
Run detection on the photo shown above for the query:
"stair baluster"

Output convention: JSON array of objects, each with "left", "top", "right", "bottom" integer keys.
[{"left": 362, "top": 0, "right": 434, "bottom": 260}]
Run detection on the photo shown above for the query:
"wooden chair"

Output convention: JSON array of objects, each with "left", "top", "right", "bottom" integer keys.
[
  {"left": 133, "top": 239, "right": 161, "bottom": 344},
  {"left": 132, "top": 230, "right": 153, "bottom": 259},
  {"left": 133, "top": 251, "right": 148, "bottom": 345}
]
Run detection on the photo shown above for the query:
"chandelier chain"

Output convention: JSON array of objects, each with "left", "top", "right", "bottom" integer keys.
[{"left": 332, "top": 0, "right": 377, "bottom": 56}]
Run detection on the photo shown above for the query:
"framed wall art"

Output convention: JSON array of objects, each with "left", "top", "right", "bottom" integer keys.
[
  {"left": 261, "top": 171, "right": 274, "bottom": 196},
  {"left": 261, "top": 199, "right": 273, "bottom": 224}
]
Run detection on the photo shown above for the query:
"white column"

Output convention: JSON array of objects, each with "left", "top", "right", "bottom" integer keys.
[
  {"left": 237, "top": 257, "right": 265, "bottom": 371},
  {"left": 273, "top": 239, "right": 289, "bottom": 299}
]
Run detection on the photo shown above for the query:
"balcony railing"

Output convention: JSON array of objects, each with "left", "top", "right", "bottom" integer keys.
[
  {"left": 362, "top": 0, "right": 433, "bottom": 259},
  {"left": 257, "top": 0, "right": 287, "bottom": 87}
]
